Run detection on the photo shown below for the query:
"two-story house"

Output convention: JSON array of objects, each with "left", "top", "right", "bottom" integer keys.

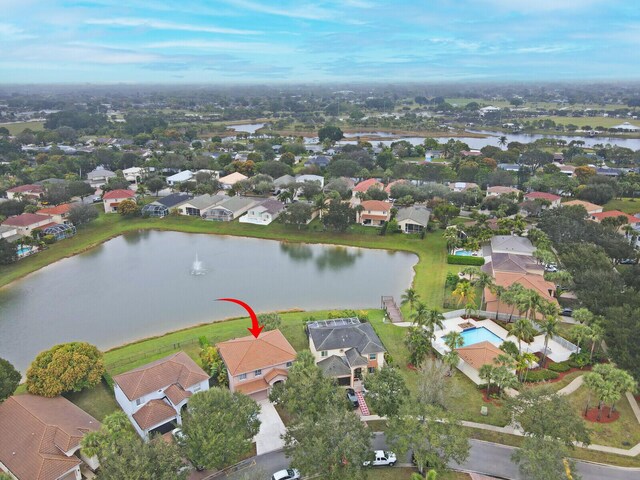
[
  {"left": 0, "top": 394, "right": 101, "bottom": 480},
  {"left": 307, "top": 318, "right": 386, "bottom": 388},
  {"left": 102, "top": 189, "right": 135, "bottom": 213},
  {"left": 37, "top": 203, "right": 74, "bottom": 224},
  {"left": 217, "top": 329, "right": 297, "bottom": 401},
  {"left": 356, "top": 200, "right": 392, "bottom": 227},
  {"left": 1, "top": 213, "right": 55, "bottom": 237},
  {"left": 113, "top": 351, "right": 210, "bottom": 439},
  {"left": 6, "top": 184, "right": 44, "bottom": 200}
]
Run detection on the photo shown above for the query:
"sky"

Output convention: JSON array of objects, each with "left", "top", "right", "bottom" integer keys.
[{"left": 0, "top": 0, "right": 639, "bottom": 84}]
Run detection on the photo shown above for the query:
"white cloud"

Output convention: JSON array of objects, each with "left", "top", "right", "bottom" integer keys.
[
  {"left": 481, "top": 0, "right": 606, "bottom": 12},
  {"left": 222, "top": 0, "right": 335, "bottom": 21},
  {"left": 0, "top": 23, "right": 36, "bottom": 40},
  {"left": 143, "top": 40, "right": 294, "bottom": 54},
  {"left": 85, "top": 17, "right": 261, "bottom": 35}
]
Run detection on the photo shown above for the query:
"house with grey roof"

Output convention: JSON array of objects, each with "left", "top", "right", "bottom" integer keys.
[
  {"left": 489, "top": 235, "right": 536, "bottom": 256},
  {"left": 87, "top": 167, "right": 116, "bottom": 187},
  {"left": 239, "top": 199, "right": 285, "bottom": 225},
  {"left": 396, "top": 206, "right": 430, "bottom": 234},
  {"left": 156, "top": 192, "right": 194, "bottom": 209},
  {"left": 481, "top": 252, "right": 544, "bottom": 276},
  {"left": 307, "top": 318, "right": 386, "bottom": 387},
  {"left": 202, "top": 196, "right": 258, "bottom": 222},
  {"left": 177, "top": 194, "right": 226, "bottom": 217},
  {"left": 274, "top": 174, "right": 296, "bottom": 188}
]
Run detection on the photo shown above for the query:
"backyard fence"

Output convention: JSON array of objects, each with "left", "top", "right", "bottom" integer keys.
[{"left": 107, "top": 337, "right": 201, "bottom": 371}]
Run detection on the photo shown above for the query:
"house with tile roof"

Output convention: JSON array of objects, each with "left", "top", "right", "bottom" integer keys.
[
  {"left": 0, "top": 394, "right": 101, "bottom": 480},
  {"left": 6, "top": 184, "right": 45, "bottom": 200},
  {"left": 356, "top": 200, "right": 392, "bottom": 226},
  {"left": 562, "top": 199, "right": 603, "bottom": 215},
  {"left": 396, "top": 205, "right": 430, "bottom": 233},
  {"left": 486, "top": 186, "right": 520, "bottom": 198},
  {"left": 239, "top": 199, "right": 285, "bottom": 225},
  {"left": 352, "top": 178, "right": 382, "bottom": 196},
  {"left": 484, "top": 272, "right": 558, "bottom": 318},
  {"left": 112, "top": 351, "right": 209, "bottom": 439},
  {"left": 86, "top": 168, "right": 116, "bottom": 188},
  {"left": 217, "top": 329, "right": 297, "bottom": 401},
  {"left": 102, "top": 189, "right": 135, "bottom": 213},
  {"left": 2, "top": 213, "right": 55, "bottom": 237},
  {"left": 590, "top": 210, "right": 640, "bottom": 230},
  {"left": 481, "top": 253, "right": 544, "bottom": 277},
  {"left": 523, "top": 191, "right": 561, "bottom": 208},
  {"left": 455, "top": 341, "right": 509, "bottom": 385},
  {"left": 36, "top": 203, "right": 74, "bottom": 224},
  {"left": 219, "top": 172, "right": 248, "bottom": 189},
  {"left": 307, "top": 318, "right": 386, "bottom": 387}
]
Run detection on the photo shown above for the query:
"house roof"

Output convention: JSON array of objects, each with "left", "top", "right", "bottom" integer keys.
[
  {"left": 2, "top": 213, "right": 52, "bottom": 227},
  {"left": 563, "top": 199, "right": 602, "bottom": 213},
  {"left": 113, "top": 351, "right": 209, "bottom": 401},
  {"left": 103, "top": 189, "right": 134, "bottom": 200},
  {"left": 164, "top": 384, "right": 191, "bottom": 406},
  {"left": 157, "top": 192, "right": 193, "bottom": 208},
  {"left": 486, "top": 272, "right": 556, "bottom": 303},
  {"left": 353, "top": 178, "right": 382, "bottom": 192},
  {"left": 524, "top": 191, "right": 561, "bottom": 202},
  {"left": 384, "top": 179, "right": 409, "bottom": 194},
  {"left": 166, "top": 170, "right": 194, "bottom": 182},
  {"left": 591, "top": 210, "right": 640, "bottom": 224},
  {"left": 215, "top": 196, "right": 258, "bottom": 213},
  {"left": 360, "top": 200, "right": 392, "bottom": 212},
  {"left": 217, "top": 329, "right": 297, "bottom": 376},
  {"left": 7, "top": 184, "right": 44, "bottom": 194},
  {"left": 487, "top": 186, "right": 519, "bottom": 195},
  {"left": 183, "top": 194, "right": 224, "bottom": 210},
  {"left": 37, "top": 203, "right": 73, "bottom": 216},
  {"left": 483, "top": 253, "right": 544, "bottom": 276},
  {"left": 396, "top": 206, "right": 430, "bottom": 226},
  {"left": 489, "top": 235, "right": 535, "bottom": 256},
  {"left": 235, "top": 377, "right": 269, "bottom": 395},
  {"left": 317, "top": 355, "right": 352, "bottom": 377},
  {"left": 257, "top": 199, "right": 285, "bottom": 215},
  {"left": 87, "top": 168, "right": 115, "bottom": 179},
  {"left": 219, "top": 172, "right": 248, "bottom": 185},
  {"left": 132, "top": 399, "right": 176, "bottom": 431},
  {"left": 456, "top": 341, "right": 505, "bottom": 370},
  {"left": 308, "top": 319, "right": 385, "bottom": 355},
  {"left": 0, "top": 395, "right": 101, "bottom": 480},
  {"left": 274, "top": 174, "right": 296, "bottom": 187},
  {"left": 264, "top": 368, "right": 289, "bottom": 383}
]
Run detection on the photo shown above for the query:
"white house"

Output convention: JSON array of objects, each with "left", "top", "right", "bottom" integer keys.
[
  {"left": 1, "top": 213, "right": 54, "bottom": 236},
  {"left": 177, "top": 194, "right": 226, "bottom": 216},
  {"left": 239, "top": 199, "right": 285, "bottom": 225},
  {"left": 356, "top": 200, "right": 392, "bottom": 226},
  {"left": 166, "top": 170, "right": 194, "bottom": 186},
  {"left": 296, "top": 174, "right": 325, "bottom": 188},
  {"left": 202, "top": 196, "right": 258, "bottom": 221},
  {"left": 113, "top": 352, "right": 210, "bottom": 439},
  {"left": 123, "top": 167, "right": 147, "bottom": 183}
]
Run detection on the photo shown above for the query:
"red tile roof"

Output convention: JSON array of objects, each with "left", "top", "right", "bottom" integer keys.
[
  {"left": 103, "top": 189, "right": 135, "bottom": 200},
  {"left": 2, "top": 213, "right": 52, "bottom": 227},
  {"left": 456, "top": 341, "right": 505, "bottom": 370},
  {"left": 37, "top": 204, "right": 73, "bottom": 216},
  {"left": 164, "top": 384, "right": 192, "bottom": 406},
  {"left": 132, "top": 399, "right": 176, "bottom": 431},
  {"left": 591, "top": 210, "right": 640, "bottom": 224},
  {"left": 360, "top": 200, "right": 392, "bottom": 212},
  {"left": 384, "top": 179, "right": 408, "bottom": 194},
  {"left": 524, "top": 191, "right": 561, "bottom": 202},
  {"left": 353, "top": 178, "right": 382, "bottom": 192},
  {"left": 235, "top": 377, "right": 269, "bottom": 395},
  {"left": 217, "top": 329, "right": 296, "bottom": 376},
  {"left": 7, "top": 184, "right": 44, "bottom": 194}
]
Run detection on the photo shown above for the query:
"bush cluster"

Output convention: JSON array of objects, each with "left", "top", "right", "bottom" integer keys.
[
  {"left": 447, "top": 255, "right": 485, "bottom": 266},
  {"left": 547, "top": 361, "right": 571, "bottom": 373},
  {"left": 524, "top": 369, "right": 559, "bottom": 382}
]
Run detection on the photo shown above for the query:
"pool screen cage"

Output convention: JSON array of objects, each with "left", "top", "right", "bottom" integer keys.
[
  {"left": 141, "top": 203, "right": 169, "bottom": 218},
  {"left": 42, "top": 223, "right": 77, "bottom": 241}
]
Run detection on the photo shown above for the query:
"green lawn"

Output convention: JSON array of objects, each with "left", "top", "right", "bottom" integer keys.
[
  {"left": 603, "top": 198, "right": 640, "bottom": 215},
  {"left": 534, "top": 116, "right": 632, "bottom": 128},
  {"left": 0, "top": 120, "right": 45, "bottom": 135},
  {"left": 63, "top": 380, "right": 119, "bottom": 421}
]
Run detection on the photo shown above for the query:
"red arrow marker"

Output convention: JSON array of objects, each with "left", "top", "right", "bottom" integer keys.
[{"left": 217, "top": 298, "right": 264, "bottom": 338}]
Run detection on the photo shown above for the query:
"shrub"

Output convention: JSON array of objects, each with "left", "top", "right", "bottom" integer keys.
[
  {"left": 568, "top": 352, "right": 591, "bottom": 369},
  {"left": 447, "top": 255, "right": 485, "bottom": 266},
  {"left": 523, "top": 369, "right": 559, "bottom": 382},
  {"left": 42, "top": 234, "right": 56, "bottom": 245},
  {"left": 547, "top": 361, "right": 571, "bottom": 373}
]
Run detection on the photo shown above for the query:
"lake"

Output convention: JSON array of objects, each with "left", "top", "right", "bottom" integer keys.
[
  {"left": 227, "top": 123, "right": 266, "bottom": 134},
  {"left": 0, "top": 231, "right": 417, "bottom": 372}
]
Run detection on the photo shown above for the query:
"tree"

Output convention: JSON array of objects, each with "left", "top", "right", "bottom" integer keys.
[
  {"left": 401, "top": 288, "right": 420, "bottom": 313},
  {"left": 0, "top": 238, "right": 17, "bottom": 265},
  {"left": 0, "top": 357, "right": 20, "bottom": 403},
  {"left": 323, "top": 200, "right": 354, "bottom": 232},
  {"left": 26, "top": 342, "right": 104, "bottom": 397},
  {"left": 387, "top": 402, "right": 469, "bottom": 473},
  {"left": 584, "top": 364, "right": 637, "bottom": 419},
  {"left": 145, "top": 176, "right": 166, "bottom": 196},
  {"left": 81, "top": 411, "right": 186, "bottom": 480},
  {"left": 511, "top": 318, "right": 536, "bottom": 354},
  {"left": 67, "top": 203, "right": 99, "bottom": 226},
  {"left": 415, "top": 358, "right": 458, "bottom": 408},
  {"left": 281, "top": 202, "right": 313, "bottom": 229},
  {"left": 199, "top": 346, "right": 228, "bottom": 386},
  {"left": 283, "top": 404, "right": 371, "bottom": 480},
  {"left": 181, "top": 387, "right": 260, "bottom": 470},
  {"left": 507, "top": 387, "right": 590, "bottom": 480},
  {"left": 318, "top": 125, "right": 344, "bottom": 143},
  {"left": 539, "top": 316, "right": 559, "bottom": 368},
  {"left": 432, "top": 203, "right": 460, "bottom": 228},
  {"left": 363, "top": 366, "right": 409, "bottom": 417},
  {"left": 258, "top": 312, "right": 281, "bottom": 331},
  {"left": 405, "top": 326, "right": 432, "bottom": 367},
  {"left": 117, "top": 198, "right": 140, "bottom": 217},
  {"left": 452, "top": 281, "right": 475, "bottom": 310}
]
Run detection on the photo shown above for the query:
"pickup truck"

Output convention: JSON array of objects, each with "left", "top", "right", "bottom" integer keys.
[{"left": 363, "top": 450, "right": 397, "bottom": 467}]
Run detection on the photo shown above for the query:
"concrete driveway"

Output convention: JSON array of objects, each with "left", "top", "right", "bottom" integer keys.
[{"left": 255, "top": 400, "right": 286, "bottom": 455}]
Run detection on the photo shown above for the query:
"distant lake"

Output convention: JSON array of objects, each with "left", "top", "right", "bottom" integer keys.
[
  {"left": 227, "top": 123, "right": 266, "bottom": 134},
  {"left": 0, "top": 231, "right": 417, "bottom": 372}
]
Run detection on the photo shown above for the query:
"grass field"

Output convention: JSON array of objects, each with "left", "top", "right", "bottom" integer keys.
[
  {"left": 0, "top": 120, "right": 45, "bottom": 134},
  {"left": 445, "top": 98, "right": 626, "bottom": 111},
  {"left": 534, "top": 116, "right": 637, "bottom": 129},
  {"left": 603, "top": 197, "right": 640, "bottom": 214}
]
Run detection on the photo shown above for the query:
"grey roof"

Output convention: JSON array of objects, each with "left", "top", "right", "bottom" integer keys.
[
  {"left": 257, "top": 199, "right": 285, "bottom": 215},
  {"left": 317, "top": 355, "right": 352, "bottom": 377},
  {"left": 489, "top": 235, "right": 535, "bottom": 256},
  {"left": 486, "top": 252, "right": 544, "bottom": 275},
  {"left": 344, "top": 348, "right": 368, "bottom": 367},
  {"left": 396, "top": 206, "right": 431, "bottom": 226},
  {"left": 306, "top": 155, "right": 330, "bottom": 167},
  {"left": 157, "top": 192, "right": 193, "bottom": 208},
  {"left": 274, "top": 174, "right": 296, "bottom": 187},
  {"left": 187, "top": 194, "right": 225, "bottom": 210},
  {"left": 308, "top": 318, "right": 385, "bottom": 355},
  {"left": 87, "top": 168, "right": 115, "bottom": 179},
  {"left": 215, "top": 196, "right": 258, "bottom": 213},
  {"left": 35, "top": 178, "right": 66, "bottom": 185}
]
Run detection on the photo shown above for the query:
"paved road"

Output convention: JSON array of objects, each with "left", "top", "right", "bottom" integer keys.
[{"left": 226, "top": 435, "right": 640, "bottom": 480}]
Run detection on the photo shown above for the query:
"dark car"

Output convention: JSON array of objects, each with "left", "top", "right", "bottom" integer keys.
[
  {"left": 561, "top": 307, "right": 573, "bottom": 317},
  {"left": 346, "top": 388, "right": 359, "bottom": 408}
]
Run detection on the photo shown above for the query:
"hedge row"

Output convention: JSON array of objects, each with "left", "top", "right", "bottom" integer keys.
[
  {"left": 524, "top": 369, "right": 560, "bottom": 382},
  {"left": 547, "top": 361, "right": 571, "bottom": 373},
  {"left": 447, "top": 254, "right": 485, "bottom": 266}
]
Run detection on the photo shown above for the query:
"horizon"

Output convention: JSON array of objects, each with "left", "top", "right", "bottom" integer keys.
[{"left": 2, "top": 0, "right": 640, "bottom": 84}]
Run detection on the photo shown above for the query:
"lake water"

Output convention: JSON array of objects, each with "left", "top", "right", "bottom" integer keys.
[
  {"left": 0, "top": 231, "right": 416, "bottom": 372},
  {"left": 227, "top": 123, "right": 266, "bottom": 134}
]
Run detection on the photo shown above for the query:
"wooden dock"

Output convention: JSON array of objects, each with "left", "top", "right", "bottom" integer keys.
[{"left": 381, "top": 296, "right": 404, "bottom": 323}]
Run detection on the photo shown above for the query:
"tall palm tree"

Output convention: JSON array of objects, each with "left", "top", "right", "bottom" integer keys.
[
  {"left": 443, "top": 226, "right": 460, "bottom": 253},
  {"left": 401, "top": 288, "right": 420, "bottom": 313},
  {"left": 587, "top": 323, "right": 605, "bottom": 362},
  {"left": 511, "top": 318, "right": 536, "bottom": 354},
  {"left": 452, "top": 281, "right": 476, "bottom": 310},
  {"left": 609, "top": 368, "right": 638, "bottom": 417},
  {"left": 473, "top": 271, "right": 494, "bottom": 309},
  {"left": 503, "top": 283, "right": 526, "bottom": 322},
  {"left": 570, "top": 323, "right": 592, "bottom": 351},
  {"left": 314, "top": 192, "right": 328, "bottom": 219},
  {"left": 515, "top": 352, "right": 538, "bottom": 382},
  {"left": 443, "top": 331, "right": 464, "bottom": 351},
  {"left": 498, "top": 136, "right": 508, "bottom": 148},
  {"left": 539, "top": 316, "right": 559, "bottom": 368},
  {"left": 423, "top": 308, "right": 445, "bottom": 337},
  {"left": 490, "top": 284, "right": 506, "bottom": 321},
  {"left": 479, "top": 364, "right": 495, "bottom": 394}
]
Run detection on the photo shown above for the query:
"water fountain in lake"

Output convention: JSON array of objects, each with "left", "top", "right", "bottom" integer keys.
[{"left": 191, "top": 253, "right": 205, "bottom": 275}]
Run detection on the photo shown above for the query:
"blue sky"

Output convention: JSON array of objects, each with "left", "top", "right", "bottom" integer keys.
[{"left": 1, "top": 0, "right": 639, "bottom": 83}]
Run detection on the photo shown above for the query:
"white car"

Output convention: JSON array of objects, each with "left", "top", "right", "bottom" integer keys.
[
  {"left": 271, "top": 468, "right": 301, "bottom": 480},
  {"left": 363, "top": 450, "right": 397, "bottom": 467},
  {"left": 171, "top": 427, "right": 186, "bottom": 442}
]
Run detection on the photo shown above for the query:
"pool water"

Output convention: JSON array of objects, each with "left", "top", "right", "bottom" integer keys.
[
  {"left": 460, "top": 327, "right": 504, "bottom": 347},
  {"left": 454, "top": 250, "right": 474, "bottom": 256},
  {"left": 16, "top": 246, "right": 32, "bottom": 256}
]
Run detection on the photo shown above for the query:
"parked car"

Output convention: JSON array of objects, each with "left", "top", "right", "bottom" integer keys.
[
  {"left": 171, "top": 427, "right": 186, "bottom": 442},
  {"left": 561, "top": 308, "right": 573, "bottom": 317},
  {"left": 92, "top": 196, "right": 102, "bottom": 203},
  {"left": 363, "top": 450, "right": 397, "bottom": 467},
  {"left": 544, "top": 264, "right": 558, "bottom": 272},
  {"left": 346, "top": 388, "right": 359, "bottom": 408},
  {"left": 620, "top": 258, "right": 638, "bottom": 265},
  {"left": 272, "top": 468, "right": 301, "bottom": 480}
]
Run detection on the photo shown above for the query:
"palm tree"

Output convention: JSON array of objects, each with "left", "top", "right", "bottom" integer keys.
[
  {"left": 277, "top": 189, "right": 294, "bottom": 204},
  {"left": 423, "top": 308, "right": 445, "bottom": 337},
  {"left": 443, "top": 226, "right": 460, "bottom": 253},
  {"left": 503, "top": 283, "right": 526, "bottom": 322},
  {"left": 410, "top": 301, "right": 429, "bottom": 326},
  {"left": 443, "top": 350, "right": 460, "bottom": 376},
  {"left": 570, "top": 323, "right": 592, "bottom": 351},
  {"left": 314, "top": 192, "right": 328, "bottom": 219},
  {"left": 452, "top": 281, "right": 476, "bottom": 312},
  {"left": 498, "top": 135, "right": 508, "bottom": 148},
  {"left": 479, "top": 364, "right": 495, "bottom": 394},
  {"left": 490, "top": 284, "right": 506, "bottom": 321},
  {"left": 539, "top": 316, "right": 559, "bottom": 368},
  {"left": 609, "top": 368, "right": 638, "bottom": 417},
  {"left": 473, "top": 271, "right": 494, "bottom": 308},
  {"left": 511, "top": 318, "right": 536, "bottom": 354},
  {"left": 588, "top": 323, "right": 605, "bottom": 363},
  {"left": 515, "top": 352, "right": 538, "bottom": 382},
  {"left": 401, "top": 287, "right": 420, "bottom": 313},
  {"left": 443, "top": 331, "right": 464, "bottom": 351}
]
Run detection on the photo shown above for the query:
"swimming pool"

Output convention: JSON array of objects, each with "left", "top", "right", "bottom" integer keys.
[
  {"left": 454, "top": 250, "right": 474, "bottom": 256},
  {"left": 460, "top": 327, "right": 504, "bottom": 347}
]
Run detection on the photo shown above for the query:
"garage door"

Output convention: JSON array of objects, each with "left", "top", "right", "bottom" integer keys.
[{"left": 251, "top": 389, "right": 269, "bottom": 402}]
